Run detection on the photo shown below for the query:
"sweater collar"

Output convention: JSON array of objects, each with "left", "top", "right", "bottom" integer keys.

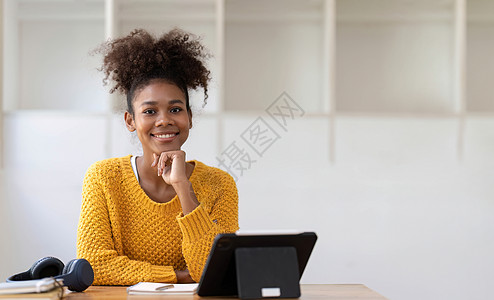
[{"left": 122, "top": 155, "right": 205, "bottom": 211}]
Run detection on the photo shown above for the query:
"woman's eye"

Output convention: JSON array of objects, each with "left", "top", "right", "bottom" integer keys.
[
  {"left": 143, "top": 109, "right": 155, "bottom": 114},
  {"left": 170, "top": 107, "right": 182, "bottom": 113}
]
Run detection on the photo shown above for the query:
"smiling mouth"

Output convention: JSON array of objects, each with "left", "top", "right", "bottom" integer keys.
[{"left": 152, "top": 133, "right": 178, "bottom": 138}]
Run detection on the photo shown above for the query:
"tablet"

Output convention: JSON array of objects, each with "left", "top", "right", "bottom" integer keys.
[{"left": 197, "top": 231, "right": 317, "bottom": 297}]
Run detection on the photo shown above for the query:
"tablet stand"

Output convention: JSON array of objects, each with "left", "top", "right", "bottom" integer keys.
[{"left": 235, "top": 247, "right": 301, "bottom": 299}]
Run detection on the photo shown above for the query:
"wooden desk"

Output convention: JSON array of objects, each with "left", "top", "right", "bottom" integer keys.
[{"left": 66, "top": 285, "right": 388, "bottom": 300}]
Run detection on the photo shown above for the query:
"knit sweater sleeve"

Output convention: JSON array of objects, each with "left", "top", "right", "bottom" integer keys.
[
  {"left": 176, "top": 169, "right": 239, "bottom": 282},
  {"left": 76, "top": 163, "right": 177, "bottom": 285}
]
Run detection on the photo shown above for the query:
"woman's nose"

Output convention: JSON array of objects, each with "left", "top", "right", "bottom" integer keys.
[{"left": 155, "top": 113, "right": 173, "bottom": 127}]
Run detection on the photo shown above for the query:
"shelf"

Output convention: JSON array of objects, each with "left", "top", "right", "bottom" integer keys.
[
  {"left": 335, "top": 0, "right": 456, "bottom": 114},
  {"left": 226, "top": 0, "right": 324, "bottom": 22},
  {"left": 466, "top": 0, "right": 494, "bottom": 112},
  {"left": 336, "top": 0, "right": 455, "bottom": 23},
  {"left": 467, "top": 0, "right": 494, "bottom": 23},
  {"left": 224, "top": 0, "right": 325, "bottom": 113},
  {"left": 19, "top": 19, "right": 107, "bottom": 111},
  {"left": 117, "top": 0, "right": 215, "bottom": 12},
  {"left": 2, "top": 109, "right": 111, "bottom": 117},
  {"left": 4, "top": 0, "right": 108, "bottom": 112},
  {"left": 17, "top": 0, "right": 104, "bottom": 21},
  {"left": 118, "top": 0, "right": 216, "bottom": 22}
]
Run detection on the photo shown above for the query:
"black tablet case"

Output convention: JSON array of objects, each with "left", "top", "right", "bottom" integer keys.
[{"left": 197, "top": 232, "right": 317, "bottom": 299}]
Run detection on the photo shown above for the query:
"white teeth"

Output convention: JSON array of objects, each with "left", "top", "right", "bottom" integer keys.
[{"left": 155, "top": 133, "right": 176, "bottom": 138}]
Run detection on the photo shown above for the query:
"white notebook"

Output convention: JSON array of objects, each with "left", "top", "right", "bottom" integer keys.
[{"left": 127, "top": 282, "right": 199, "bottom": 295}]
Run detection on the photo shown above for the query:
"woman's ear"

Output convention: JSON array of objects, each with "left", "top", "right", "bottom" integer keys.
[{"left": 124, "top": 111, "right": 136, "bottom": 132}]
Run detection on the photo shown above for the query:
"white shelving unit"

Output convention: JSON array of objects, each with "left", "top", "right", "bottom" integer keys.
[{"left": 1, "top": 0, "right": 493, "bottom": 165}]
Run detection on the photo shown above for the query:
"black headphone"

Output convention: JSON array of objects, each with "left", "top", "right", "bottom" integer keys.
[{"left": 7, "top": 257, "right": 94, "bottom": 292}]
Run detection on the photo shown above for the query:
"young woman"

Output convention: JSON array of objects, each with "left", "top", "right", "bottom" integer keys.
[{"left": 76, "top": 29, "right": 238, "bottom": 285}]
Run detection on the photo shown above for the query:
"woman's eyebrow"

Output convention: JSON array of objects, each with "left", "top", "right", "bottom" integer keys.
[
  {"left": 168, "top": 99, "right": 185, "bottom": 105},
  {"left": 139, "top": 99, "right": 184, "bottom": 107},
  {"left": 140, "top": 100, "right": 158, "bottom": 107}
]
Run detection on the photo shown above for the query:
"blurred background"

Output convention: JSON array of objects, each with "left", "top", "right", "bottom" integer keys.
[{"left": 1, "top": 0, "right": 493, "bottom": 299}]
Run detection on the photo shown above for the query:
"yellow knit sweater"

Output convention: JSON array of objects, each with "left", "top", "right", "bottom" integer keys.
[{"left": 76, "top": 155, "right": 238, "bottom": 285}]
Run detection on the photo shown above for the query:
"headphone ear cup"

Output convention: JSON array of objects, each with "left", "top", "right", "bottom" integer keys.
[
  {"left": 57, "top": 259, "right": 94, "bottom": 292},
  {"left": 30, "top": 257, "right": 64, "bottom": 280},
  {"left": 62, "top": 259, "right": 76, "bottom": 276}
]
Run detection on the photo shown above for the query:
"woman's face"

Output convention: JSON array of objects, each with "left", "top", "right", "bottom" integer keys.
[{"left": 125, "top": 80, "right": 192, "bottom": 155}]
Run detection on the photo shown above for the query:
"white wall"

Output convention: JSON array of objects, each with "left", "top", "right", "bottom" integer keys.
[{"left": 1, "top": 112, "right": 493, "bottom": 300}]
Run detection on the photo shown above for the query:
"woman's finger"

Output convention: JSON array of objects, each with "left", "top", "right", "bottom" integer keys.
[
  {"left": 158, "top": 152, "right": 172, "bottom": 176},
  {"left": 158, "top": 153, "right": 164, "bottom": 176},
  {"left": 151, "top": 153, "right": 159, "bottom": 168}
]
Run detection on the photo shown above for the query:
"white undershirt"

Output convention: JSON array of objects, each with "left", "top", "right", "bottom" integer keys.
[{"left": 130, "top": 155, "right": 140, "bottom": 182}]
